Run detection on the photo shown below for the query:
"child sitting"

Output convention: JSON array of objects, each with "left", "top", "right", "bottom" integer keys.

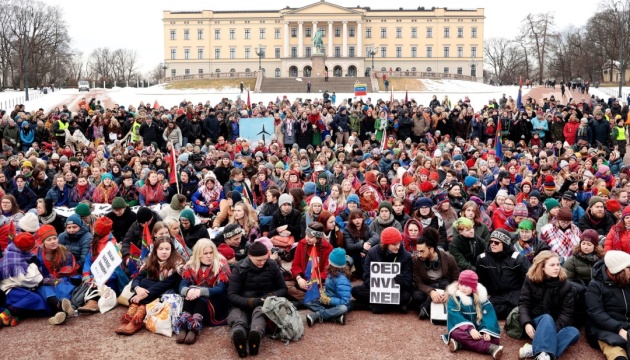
[
  {"left": 443, "top": 270, "right": 503, "bottom": 359},
  {"left": 305, "top": 248, "right": 351, "bottom": 326}
]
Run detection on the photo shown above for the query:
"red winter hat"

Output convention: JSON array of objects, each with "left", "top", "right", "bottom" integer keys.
[
  {"left": 14, "top": 232, "right": 35, "bottom": 252},
  {"left": 218, "top": 243, "right": 236, "bottom": 260},
  {"left": 623, "top": 205, "right": 630, "bottom": 219},
  {"left": 429, "top": 172, "right": 439, "bottom": 182},
  {"left": 365, "top": 171, "right": 377, "bottom": 184},
  {"left": 381, "top": 227, "right": 402, "bottom": 245},
  {"left": 420, "top": 181, "right": 434, "bottom": 193},
  {"left": 458, "top": 270, "right": 478, "bottom": 292},
  {"left": 606, "top": 199, "right": 622, "bottom": 214},
  {"left": 36, "top": 225, "right": 57, "bottom": 245},
  {"left": 93, "top": 216, "right": 113, "bottom": 237},
  {"left": 402, "top": 175, "right": 415, "bottom": 187},
  {"left": 419, "top": 168, "right": 430, "bottom": 176}
]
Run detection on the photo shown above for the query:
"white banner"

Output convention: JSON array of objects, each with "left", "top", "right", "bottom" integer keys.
[
  {"left": 90, "top": 242, "right": 122, "bottom": 286},
  {"left": 369, "top": 261, "right": 400, "bottom": 304}
]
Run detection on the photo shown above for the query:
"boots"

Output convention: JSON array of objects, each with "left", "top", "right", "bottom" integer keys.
[
  {"left": 306, "top": 313, "right": 321, "bottom": 327},
  {"left": 48, "top": 311, "right": 67, "bottom": 325},
  {"left": 175, "top": 312, "right": 192, "bottom": 344},
  {"left": 0, "top": 309, "right": 19, "bottom": 327},
  {"left": 489, "top": 344, "right": 503, "bottom": 360},
  {"left": 119, "top": 304, "right": 146, "bottom": 335},
  {"left": 332, "top": 314, "right": 346, "bottom": 325},
  {"left": 248, "top": 329, "right": 262, "bottom": 356},
  {"left": 115, "top": 304, "right": 139, "bottom": 334},
  {"left": 78, "top": 300, "right": 99, "bottom": 313},
  {"left": 184, "top": 313, "right": 203, "bottom": 345},
  {"left": 61, "top": 298, "right": 75, "bottom": 317},
  {"left": 232, "top": 329, "right": 248, "bottom": 358}
]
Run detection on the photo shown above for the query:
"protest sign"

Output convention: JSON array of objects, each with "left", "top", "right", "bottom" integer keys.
[
  {"left": 369, "top": 262, "right": 400, "bottom": 304},
  {"left": 90, "top": 242, "right": 122, "bottom": 286}
]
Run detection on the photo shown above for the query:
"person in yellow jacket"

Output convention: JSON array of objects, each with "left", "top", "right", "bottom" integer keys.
[
  {"left": 131, "top": 117, "right": 142, "bottom": 143},
  {"left": 612, "top": 117, "right": 626, "bottom": 158}
]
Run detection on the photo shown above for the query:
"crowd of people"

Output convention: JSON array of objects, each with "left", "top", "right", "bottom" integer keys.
[{"left": 1, "top": 88, "right": 630, "bottom": 359}]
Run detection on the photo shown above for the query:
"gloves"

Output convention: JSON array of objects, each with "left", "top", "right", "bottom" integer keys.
[
  {"left": 393, "top": 274, "right": 404, "bottom": 285},
  {"left": 337, "top": 127, "right": 343, "bottom": 133},
  {"left": 319, "top": 289, "right": 331, "bottom": 305},
  {"left": 42, "top": 277, "right": 56, "bottom": 286}
]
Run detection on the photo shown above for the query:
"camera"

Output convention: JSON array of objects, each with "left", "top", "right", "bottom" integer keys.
[
  {"left": 271, "top": 247, "right": 286, "bottom": 256},
  {"left": 190, "top": 153, "right": 203, "bottom": 162}
]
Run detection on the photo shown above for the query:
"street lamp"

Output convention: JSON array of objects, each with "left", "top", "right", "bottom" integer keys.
[
  {"left": 23, "top": 5, "right": 34, "bottom": 101},
  {"left": 615, "top": 1, "right": 627, "bottom": 98},
  {"left": 368, "top": 45, "right": 379, "bottom": 75},
  {"left": 255, "top": 47, "right": 264, "bottom": 71},
  {"left": 161, "top": 61, "right": 169, "bottom": 81}
]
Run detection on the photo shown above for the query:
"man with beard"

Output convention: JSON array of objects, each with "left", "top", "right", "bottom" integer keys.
[
  {"left": 476, "top": 228, "right": 530, "bottom": 319},
  {"left": 540, "top": 175, "right": 560, "bottom": 202},
  {"left": 464, "top": 175, "right": 483, "bottom": 200},
  {"left": 411, "top": 227, "right": 459, "bottom": 319},
  {"left": 485, "top": 170, "right": 514, "bottom": 202},
  {"left": 69, "top": 157, "right": 81, "bottom": 176},
  {"left": 541, "top": 207, "right": 583, "bottom": 261},
  {"left": 578, "top": 196, "right": 616, "bottom": 236}
]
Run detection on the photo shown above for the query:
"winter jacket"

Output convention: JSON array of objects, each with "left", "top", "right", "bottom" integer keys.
[
  {"left": 203, "top": 116, "right": 220, "bottom": 142},
  {"left": 58, "top": 225, "right": 93, "bottom": 269},
  {"left": 105, "top": 207, "right": 137, "bottom": 246},
  {"left": 368, "top": 217, "right": 402, "bottom": 245},
  {"left": 518, "top": 277, "right": 574, "bottom": 330},
  {"left": 291, "top": 238, "right": 333, "bottom": 281},
  {"left": 3, "top": 125, "right": 19, "bottom": 146},
  {"left": 578, "top": 210, "right": 616, "bottom": 236},
  {"left": 8, "top": 186, "right": 37, "bottom": 212},
  {"left": 449, "top": 233, "right": 486, "bottom": 272},
  {"left": 227, "top": 257, "right": 288, "bottom": 311},
  {"left": 45, "top": 185, "right": 71, "bottom": 207},
  {"left": 604, "top": 224, "right": 630, "bottom": 253},
  {"left": 549, "top": 120, "right": 565, "bottom": 143},
  {"left": 295, "top": 121, "right": 313, "bottom": 149},
  {"left": 362, "top": 244, "right": 413, "bottom": 291},
  {"left": 131, "top": 267, "right": 182, "bottom": 305},
  {"left": 331, "top": 108, "right": 350, "bottom": 133},
  {"left": 121, "top": 211, "right": 162, "bottom": 259},
  {"left": 563, "top": 120, "right": 580, "bottom": 145},
  {"left": 163, "top": 127, "right": 182, "bottom": 146},
  {"left": 585, "top": 260, "right": 630, "bottom": 347},
  {"left": 412, "top": 249, "right": 459, "bottom": 295},
  {"left": 182, "top": 223, "right": 210, "bottom": 249},
  {"left": 589, "top": 118, "right": 612, "bottom": 147},
  {"left": 397, "top": 113, "right": 414, "bottom": 141},
  {"left": 20, "top": 127, "right": 34, "bottom": 145},
  {"left": 268, "top": 208, "right": 302, "bottom": 239},
  {"left": 324, "top": 273, "right": 352, "bottom": 306},
  {"left": 138, "top": 122, "right": 160, "bottom": 146},
  {"left": 412, "top": 114, "right": 430, "bottom": 137},
  {"left": 343, "top": 225, "right": 378, "bottom": 254},
  {"left": 563, "top": 252, "right": 600, "bottom": 285}
]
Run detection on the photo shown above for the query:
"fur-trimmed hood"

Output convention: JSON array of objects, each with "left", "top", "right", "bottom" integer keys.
[{"left": 446, "top": 281, "right": 488, "bottom": 305}]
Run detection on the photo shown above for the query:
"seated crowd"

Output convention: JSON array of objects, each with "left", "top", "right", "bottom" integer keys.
[{"left": 1, "top": 91, "right": 630, "bottom": 360}]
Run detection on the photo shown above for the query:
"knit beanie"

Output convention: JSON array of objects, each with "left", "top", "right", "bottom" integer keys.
[
  {"left": 624, "top": 205, "right": 630, "bottom": 219},
  {"left": 218, "top": 243, "right": 236, "bottom": 260},
  {"left": 36, "top": 224, "right": 57, "bottom": 244},
  {"left": 429, "top": 172, "right": 439, "bottom": 182},
  {"left": 496, "top": 189, "right": 509, "bottom": 199},
  {"left": 606, "top": 199, "right": 622, "bottom": 213},
  {"left": 419, "top": 168, "right": 430, "bottom": 176},
  {"left": 556, "top": 207, "right": 573, "bottom": 222},
  {"left": 513, "top": 203, "right": 529, "bottom": 217},
  {"left": 275, "top": 161, "right": 284, "bottom": 169},
  {"left": 380, "top": 227, "right": 402, "bottom": 245},
  {"left": 136, "top": 207, "right": 154, "bottom": 224},
  {"left": 414, "top": 197, "right": 434, "bottom": 210},
  {"left": 420, "top": 181, "right": 434, "bottom": 193},
  {"left": 14, "top": 232, "right": 36, "bottom": 252},
  {"left": 75, "top": 203, "right": 91, "bottom": 217},
  {"left": 434, "top": 192, "right": 449, "bottom": 206},
  {"left": 589, "top": 196, "right": 604, "bottom": 208},
  {"left": 529, "top": 190, "right": 542, "bottom": 201},
  {"left": 303, "top": 182, "right": 316, "bottom": 195},
  {"left": 598, "top": 187, "right": 610, "bottom": 197},
  {"left": 580, "top": 229, "right": 599, "bottom": 247},
  {"left": 66, "top": 214, "right": 84, "bottom": 228},
  {"left": 365, "top": 171, "right": 377, "bottom": 184},
  {"left": 605, "top": 250, "right": 630, "bottom": 274},
  {"left": 230, "top": 191, "right": 243, "bottom": 204},
  {"left": 490, "top": 228, "right": 512, "bottom": 245},
  {"left": 101, "top": 173, "right": 114, "bottom": 181},
  {"left": 458, "top": 270, "right": 478, "bottom": 292},
  {"left": 279, "top": 193, "right": 293, "bottom": 206},
  {"left": 378, "top": 201, "right": 394, "bottom": 214},
  {"left": 248, "top": 241, "right": 268, "bottom": 257},
  {"left": 543, "top": 175, "right": 556, "bottom": 192},
  {"left": 170, "top": 194, "right": 186, "bottom": 211},
  {"left": 112, "top": 197, "right": 127, "bottom": 209},
  {"left": 328, "top": 248, "right": 347, "bottom": 268},
  {"left": 346, "top": 194, "right": 359, "bottom": 205},
  {"left": 310, "top": 196, "right": 323, "bottom": 206},
  {"left": 544, "top": 198, "right": 560, "bottom": 212},
  {"left": 254, "top": 237, "right": 273, "bottom": 251},
  {"left": 453, "top": 217, "right": 474, "bottom": 229},
  {"left": 464, "top": 175, "right": 479, "bottom": 188},
  {"left": 93, "top": 217, "right": 113, "bottom": 237},
  {"left": 179, "top": 209, "right": 196, "bottom": 226},
  {"left": 18, "top": 212, "right": 39, "bottom": 233},
  {"left": 402, "top": 175, "right": 415, "bottom": 187}
]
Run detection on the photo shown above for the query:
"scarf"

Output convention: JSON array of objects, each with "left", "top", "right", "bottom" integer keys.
[
  {"left": 0, "top": 243, "right": 35, "bottom": 278},
  {"left": 97, "top": 183, "right": 117, "bottom": 203},
  {"left": 541, "top": 277, "right": 563, "bottom": 314},
  {"left": 300, "top": 118, "right": 309, "bottom": 133},
  {"left": 514, "top": 240, "right": 535, "bottom": 262},
  {"left": 577, "top": 123, "right": 588, "bottom": 137},
  {"left": 181, "top": 260, "right": 231, "bottom": 287},
  {"left": 77, "top": 183, "right": 88, "bottom": 198},
  {"left": 284, "top": 118, "right": 294, "bottom": 133},
  {"left": 376, "top": 214, "right": 395, "bottom": 227},
  {"left": 140, "top": 182, "right": 165, "bottom": 205},
  {"left": 575, "top": 251, "right": 600, "bottom": 264},
  {"left": 40, "top": 209, "right": 57, "bottom": 225},
  {"left": 199, "top": 182, "right": 222, "bottom": 203}
]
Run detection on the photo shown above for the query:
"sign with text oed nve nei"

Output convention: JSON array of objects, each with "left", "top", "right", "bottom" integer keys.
[{"left": 369, "top": 262, "right": 400, "bottom": 304}]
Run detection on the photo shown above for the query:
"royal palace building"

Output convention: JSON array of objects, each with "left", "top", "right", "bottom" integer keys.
[{"left": 163, "top": 0, "right": 484, "bottom": 79}]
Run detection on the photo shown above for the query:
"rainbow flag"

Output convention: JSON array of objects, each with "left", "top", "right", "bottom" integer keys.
[
  {"left": 303, "top": 245, "right": 321, "bottom": 303},
  {"left": 168, "top": 145, "right": 177, "bottom": 185},
  {"left": 495, "top": 117, "right": 503, "bottom": 160},
  {"left": 140, "top": 223, "right": 153, "bottom": 261}
]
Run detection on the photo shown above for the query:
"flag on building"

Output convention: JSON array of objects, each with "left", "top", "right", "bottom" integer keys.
[{"left": 303, "top": 245, "right": 321, "bottom": 303}]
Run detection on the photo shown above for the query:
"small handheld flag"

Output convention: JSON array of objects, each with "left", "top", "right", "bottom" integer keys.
[{"left": 303, "top": 245, "right": 322, "bottom": 303}]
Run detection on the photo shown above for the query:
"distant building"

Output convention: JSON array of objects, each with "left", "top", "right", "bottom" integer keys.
[{"left": 163, "top": 1, "right": 484, "bottom": 79}]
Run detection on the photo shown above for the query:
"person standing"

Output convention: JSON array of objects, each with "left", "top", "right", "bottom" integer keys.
[{"left": 306, "top": 81, "right": 311, "bottom": 93}]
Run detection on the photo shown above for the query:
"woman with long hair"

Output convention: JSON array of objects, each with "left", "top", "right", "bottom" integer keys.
[
  {"left": 229, "top": 202, "right": 260, "bottom": 244},
  {"left": 1, "top": 194, "right": 24, "bottom": 223},
  {"left": 36, "top": 198, "right": 65, "bottom": 235},
  {"left": 604, "top": 206, "right": 630, "bottom": 253},
  {"left": 318, "top": 210, "right": 344, "bottom": 248},
  {"left": 300, "top": 196, "right": 323, "bottom": 239},
  {"left": 115, "top": 236, "right": 184, "bottom": 335},
  {"left": 517, "top": 251, "right": 580, "bottom": 359},
  {"left": 92, "top": 173, "right": 119, "bottom": 204},
  {"left": 323, "top": 184, "right": 346, "bottom": 216},
  {"left": 139, "top": 170, "right": 168, "bottom": 206},
  {"left": 455, "top": 201, "right": 490, "bottom": 243},
  {"left": 435, "top": 193, "right": 458, "bottom": 243},
  {"left": 68, "top": 175, "right": 95, "bottom": 207},
  {"left": 175, "top": 239, "right": 231, "bottom": 344},
  {"left": 153, "top": 221, "right": 191, "bottom": 261}
]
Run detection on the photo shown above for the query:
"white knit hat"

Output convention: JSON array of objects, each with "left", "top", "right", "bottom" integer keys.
[
  {"left": 18, "top": 212, "right": 40, "bottom": 233},
  {"left": 310, "top": 196, "right": 323, "bottom": 206},
  {"left": 278, "top": 194, "right": 293, "bottom": 207},
  {"left": 605, "top": 250, "right": 630, "bottom": 274}
]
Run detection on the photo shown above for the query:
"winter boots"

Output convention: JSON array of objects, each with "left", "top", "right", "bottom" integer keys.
[
  {"left": 49, "top": 298, "right": 74, "bottom": 325},
  {"left": 78, "top": 300, "right": 99, "bottom": 313},
  {"left": 175, "top": 312, "right": 203, "bottom": 345},
  {"left": 307, "top": 312, "right": 346, "bottom": 326},
  {"left": 175, "top": 312, "right": 192, "bottom": 343},
  {"left": 115, "top": 304, "right": 146, "bottom": 335},
  {"left": 232, "top": 329, "right": 248, "bottom": 358}
]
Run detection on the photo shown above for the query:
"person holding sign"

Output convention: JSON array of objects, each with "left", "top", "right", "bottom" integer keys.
[
  {"left": 443, "top": 270, "right": 503, "bottom": 359},
  {"left": 351, "top": 227, "right": 412, "bottom": 314}
]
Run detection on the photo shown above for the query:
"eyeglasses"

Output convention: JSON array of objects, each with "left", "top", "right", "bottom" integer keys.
[{"left": 504, "top": 202, "right": 515, "bottom": 206}]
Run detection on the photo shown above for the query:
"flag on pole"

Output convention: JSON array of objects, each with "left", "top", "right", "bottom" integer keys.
[
  {"left": 247, "top": 89, "right": 251, "bottom": 111},
  {"left": 404, "top": 89, "right": 408, "bottom": 104},
  {"left": 303, "top": 245, "right": 321, "bottom": 303},
  {"left": 153, "top": 100, "right": 160, "bottom": 109},
  {"left": 168, "top": 144, "right": 177, "bottom": 185},
  {"left": 390, "top": 85, "right": 394, "bottom": 105},
  {"left": 139, "top": 223, "right": 153, "bottom": 261},
  {"left": 495, "top": 118, "right": 503, "bottom": 161},
  {"left": 516, "top": 75, "right": 523, "bottom": 110}
]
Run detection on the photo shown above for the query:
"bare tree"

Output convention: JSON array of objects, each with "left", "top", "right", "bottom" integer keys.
[
  {"left": 520, "top": 12, "right": 556, "bottom": 84},
  {"left": 147, "top": 63, "right": 164, "bottom": 85}
]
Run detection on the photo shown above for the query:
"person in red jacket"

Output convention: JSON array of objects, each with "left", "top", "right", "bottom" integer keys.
[
  {"left": 287, "top": 222, "right": 333, "bottom": 305},
  {"left": 604, "top": 205, "right": 630, "bottom": 253},
  {"left": 491, "top": 195, "right": 516, "bottom": 231},
  {"left": 562, "top": 114, "right": 580, "bottom": 146}
]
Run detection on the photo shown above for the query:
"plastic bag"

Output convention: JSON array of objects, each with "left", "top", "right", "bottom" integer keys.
[
  {"left": 144, "top": 298, "right": 173, "bottom": 337},
  {"left": 97, "top": 285, "right": 118, "bottom": 314}
]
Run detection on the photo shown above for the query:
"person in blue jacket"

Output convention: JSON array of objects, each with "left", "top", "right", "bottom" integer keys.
[
  {"left": 45, "top": 174, "right": 71, "bottom": 207},
  {"left": 305, "top": 247, "right": 351, "bottom": 326},
  {"left": 57, "top": 214, "right": 93, "bottom": 269},
  {"left": 19, "top": 122, "right": 35, "bottom": 152}
]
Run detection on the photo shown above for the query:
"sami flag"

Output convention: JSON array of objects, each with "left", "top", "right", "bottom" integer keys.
[
  {"left": 303, "top": 245, "right": 321, "bottom": 303},
  {"left": 168, "top": 145, "right": 177, "bottom": 185},
  {"left": 354, "top": 83, "right": 368, "bottom": 96},
  {"left": 495, "top": 118, "right": 503, "bottom": 160},
  {"left": 8, "top": 220, "right": 15, "bottom": 243},
  {"left": 140, "top": 223, "right": 153, "bottom": 261}
]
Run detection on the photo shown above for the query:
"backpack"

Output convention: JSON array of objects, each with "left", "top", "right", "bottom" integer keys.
[
  {"left": 504, "top": 306, "right": 524, "bottom": 339},
  {"left": 261, "top": 296, "right": 304, "bottom": 343}
]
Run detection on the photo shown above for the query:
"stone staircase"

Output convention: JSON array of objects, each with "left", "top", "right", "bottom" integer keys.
[{"left": 259, "top": 77, "right": 371, "bottom": 94}]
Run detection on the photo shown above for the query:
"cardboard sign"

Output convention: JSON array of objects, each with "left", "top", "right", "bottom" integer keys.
[
  {"left": 430, "top": 289, "right": 447, "bottom": 324},
  {"left": 369, "top": 262, "right": 400, "bottom": 304},
  {"left": 90, "top": 242, "right": 122, "bottom": 286}
]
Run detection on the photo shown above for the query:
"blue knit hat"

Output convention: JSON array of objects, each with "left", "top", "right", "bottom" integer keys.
[
  {"left": 363, "top": 153, "right": 372, "bottom": 161},
  {"left": 303, "top": 182, "right": 316, "bottom": 195},
  {"left": 346, "top": 194, "right": 359, "bottom": 205},
  {"left": 464, "top": 175, "right": 479, "bottom": 189},
  {"left": 413, "top": 197, "right": 433, "bottom": 211},
  {"left": 66, "top": 214, "right": 84, "bottom": 227},
  {"left": 101, "top": 173, "right": 113, "bottom": 181},
  {"left": 328, "top": 248, "right": 347, "bottom": 268}
]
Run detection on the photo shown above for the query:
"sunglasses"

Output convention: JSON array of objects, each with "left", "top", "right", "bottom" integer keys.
[{"left": 490, "top": 240, "right": 503, "bottom": 245}]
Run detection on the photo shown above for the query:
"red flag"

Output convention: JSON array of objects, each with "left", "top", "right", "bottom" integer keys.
[
  {"left": 8, "top": 220, "right": 15, "bottom": 245},
  {"left": 168, "top": 145, "right": 177, "bottom": 184},
  {"left": 404, "top": 90, "right": 408, "bottom": 103},
  {"left": 154, "top": 100, "right": 160, "bottom": 109},
  {"left": 519, "top": 75, "right": 523, "bottom": 88},
  {"left": 247, "top": 89, "right": 251, "bottom": 111}
]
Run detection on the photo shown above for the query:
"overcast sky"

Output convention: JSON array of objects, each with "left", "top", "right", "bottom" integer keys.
[{"left": 41, "top": 0, "right": 602, "bottom": 73}]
